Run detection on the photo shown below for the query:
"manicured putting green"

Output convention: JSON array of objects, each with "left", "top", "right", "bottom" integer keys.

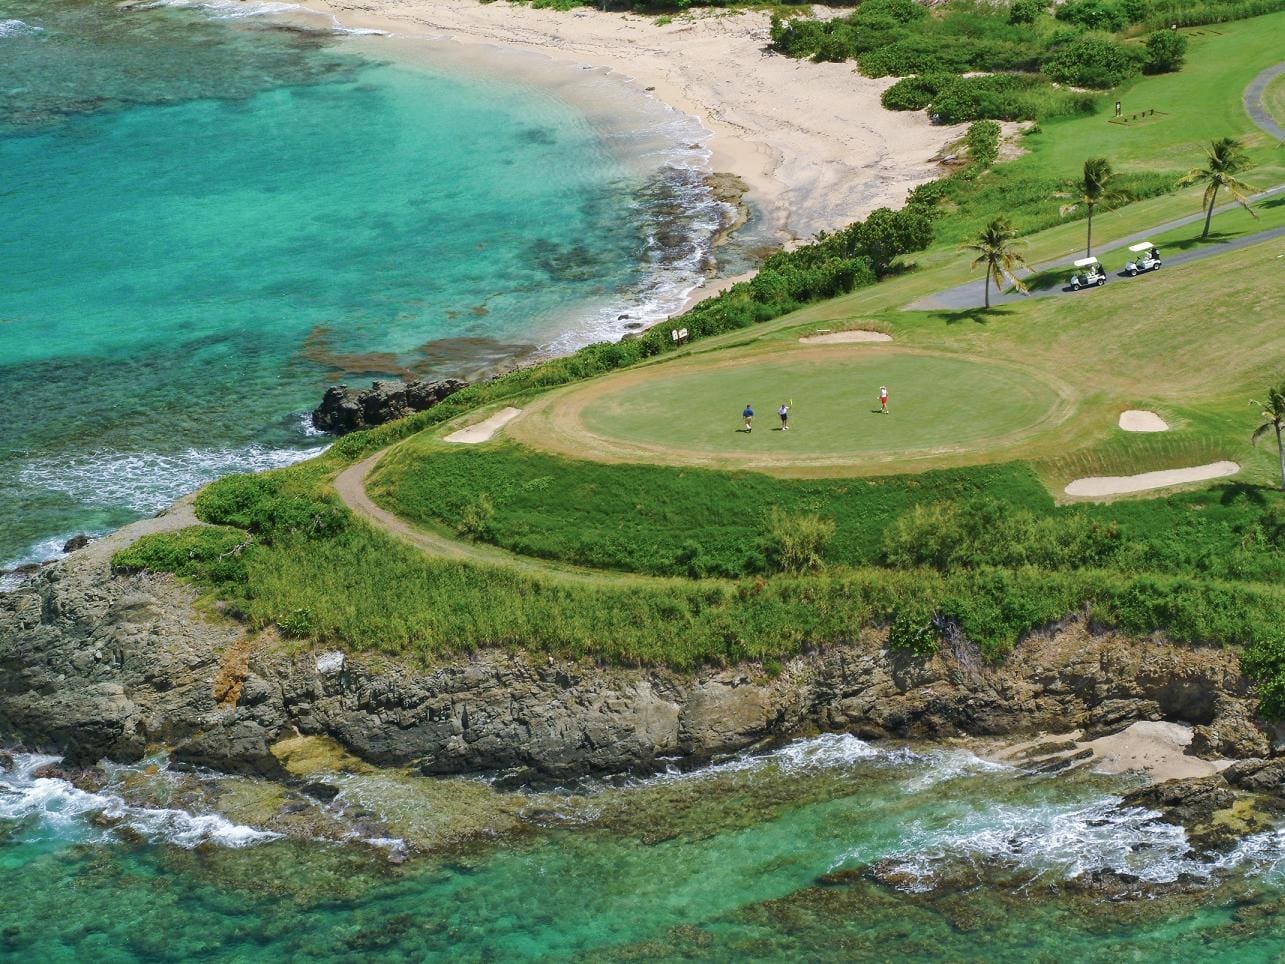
[{"left": 576, "top": 350, "right": 1063, "bottom": 461}]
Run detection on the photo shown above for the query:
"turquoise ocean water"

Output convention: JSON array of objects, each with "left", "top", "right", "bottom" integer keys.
[
  {"left": 0, "top": 0, "right": 724, "bottom": 570},
  {"left": 3, "top": 735, "right": 1285, "bottom": 960}
]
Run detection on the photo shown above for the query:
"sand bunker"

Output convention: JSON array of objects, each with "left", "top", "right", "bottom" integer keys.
[
  {"left": 1065, "top": 460, "right": 1238, "bottom": 498},
  {"left": 798, "top": 330, "right": 893, "bottom": 345},
  {"left": 444, "top": 407, "right": 522, "bottom": 444},
  {"left": 1119, "top": 410, "right": 1168, "bottom": 432}
]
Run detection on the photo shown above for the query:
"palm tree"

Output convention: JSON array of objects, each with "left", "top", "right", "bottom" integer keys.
[
  {"left": 1251, "top": 382, "right": 1285, "bottom": 492},
  {"left": 961, "top": 217, "right": 1029, "bottom": 310},
  {"left": 1177, "top": 137, "right": 1259, "bottom": 239},
  {"left": 1076, "top": 157, "right": 1130, "bottom": 258}
]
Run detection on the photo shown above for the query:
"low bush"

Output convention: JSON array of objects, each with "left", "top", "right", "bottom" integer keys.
[
  {"left": 764, "top": 508, "right": 836, "bottom": 574},
  {"left": 1041, "top": 34, "right": 1143, "bottom": 88},
  {"left": 928, "top": 74, "right": 1099, "bottom": 123},
  {"left": 1055, "top": 0, "right": 1134, "bottom": 32},
  {"left": 881, "top": 73, "right": 956, "bottom": 112},
  {"left": 965, "top": 119, "right": 1003, "bottom": 167},
  {"left": 1144, "top": 29, "right": 1188, "bottom": 72},
  {"left": 888, "top": 603, "right": 940, "bottom": 656},
  {"left": 1008, "top": 0, "right": 1047, "bottom": 23}
]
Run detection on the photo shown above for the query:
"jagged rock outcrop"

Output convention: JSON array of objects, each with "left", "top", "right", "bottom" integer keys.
[
  {"left": 0, "top": 531, "right": 1273, "bottom": 780},
  {"left": 311, "top": 378, "right": 467, "bottom": 435}
]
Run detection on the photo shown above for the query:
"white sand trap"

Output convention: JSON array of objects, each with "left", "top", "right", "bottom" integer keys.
[
  {"left": 1065, "top": 460, "right": 1239, "bottom": 498},
  {"left": 444, "top": 407, "right": 522, "bottom": 444},
  {"left": 799, "top": 329, "right": 893, "bottom": 345},
  {"left": 1119, "top": 410, "right": 1168, "bottom": 432}
]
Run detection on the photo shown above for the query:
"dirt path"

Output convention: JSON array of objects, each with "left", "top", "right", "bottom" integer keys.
[{"left": 332, "top": 454, "right": 685, "bottom": 586}]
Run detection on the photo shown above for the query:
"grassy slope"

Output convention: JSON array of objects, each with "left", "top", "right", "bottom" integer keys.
[{"left": 926, "top": 13, "right": 1285, "bottom": 245}]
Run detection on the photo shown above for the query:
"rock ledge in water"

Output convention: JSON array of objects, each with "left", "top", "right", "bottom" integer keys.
[{"left": 311, "top": 378, "right": 467, "bottom": 435}]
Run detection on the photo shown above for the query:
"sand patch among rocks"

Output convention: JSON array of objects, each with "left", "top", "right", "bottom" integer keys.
[
  {"left": 984, "top": 721, "right": 1230, "bottom": 783},
  {"left": 1119, "top": 410, "right": 1168, "bottom": 432},
  {"left": 798, "top": 330, "right": 892, "bottom": 345},
  {"left": 444, "top": 407, "right": 522, "bottom": 444},
  {"left": 1065, "top": 460, "right": 1238, "bottom": 498}
]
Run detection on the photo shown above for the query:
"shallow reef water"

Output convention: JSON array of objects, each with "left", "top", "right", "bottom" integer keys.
[
  {"left": 0, "top": 0, "right": 726, "bottom": 568},
  {"left": 3, "top": 735, "right": 1285, "bottom": 960}
]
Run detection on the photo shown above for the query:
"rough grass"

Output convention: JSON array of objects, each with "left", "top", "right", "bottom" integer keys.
[
  {"left": 368, "top": 437, "right": 1285, "bottom": 581},
  {"left": 115, "top": 512, "right": 1285, "bottom": 666},
  {"left": 370, "top": 442, "right": 1052, "bottom": 576}
]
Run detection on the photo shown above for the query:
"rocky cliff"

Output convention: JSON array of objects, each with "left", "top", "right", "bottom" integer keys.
[{"left": 0, "top": 511, "right": 1271, "bottom": 781}]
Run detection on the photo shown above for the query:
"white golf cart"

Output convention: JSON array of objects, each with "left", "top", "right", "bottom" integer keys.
[
  {"left": 1069, "top": 256, "right": 1106, "bottom": 290},
  {"left": 1124, "top": 241, "right": 1161, "bottom": 276}
]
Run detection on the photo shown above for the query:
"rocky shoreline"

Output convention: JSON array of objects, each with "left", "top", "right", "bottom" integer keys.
[
  {"left": 2, "top": 500, "right": 1283, "bottom": 855},
  {"left": 0, "top": 512, "right": 1274, "bottom": 775}
]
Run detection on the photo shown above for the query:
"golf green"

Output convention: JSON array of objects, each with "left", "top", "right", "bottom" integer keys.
[{"left": 572, "top": 349, "right": 1066, "bottom": 464}]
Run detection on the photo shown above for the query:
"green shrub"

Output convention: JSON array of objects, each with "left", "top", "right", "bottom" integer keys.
[
  {"left": 929, "top": 74, "right": 1099, "bottom": 123},
  {"left": 764, "top": 508, "right": 836, "bottom": 574},
  {"left": 113, "top": 525, "right": 254, "bottom": 587},
  {"left": 1008, "top": 0, "right": 1046, "bottom": 23},
  {"left": 888, "top": 604, "right": 940, "bottom": 657},
  {"left": 965, "top": 119, "right": 1002, "bottom": 168},
  {"left": 881, "top": 73, "right": 957, "bottom": 111},
  {"left": 1055, "top": 0, "right": 1132, "bottom": 31},
  {"left": 1144, "top": 29, "right": 1188, "bottom": 72},
  {"left": 1041, "top": 34, "right": 1143, "bottom": 88},
  {"left": 277, "top": 608, "right": 316, "bottom": 639},
  {"left": 457, "top": 493, "right": 497, "bottom": 540},
  {"left": 882, "top": 499, "right": 1125, "bottom": 571}
]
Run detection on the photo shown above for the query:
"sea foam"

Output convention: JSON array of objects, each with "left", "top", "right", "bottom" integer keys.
[
  {"left": 0, "top": 19, "right": 42, "bottom": 38},
  {"left": 869, "top": 796, "right": 1285, "bottom": 892},
  {"left": 19, "top": 441, "right": 328, "bottom": 514},
  {"left": 0, "top": 754, "right": 279, "bottom": 849}
]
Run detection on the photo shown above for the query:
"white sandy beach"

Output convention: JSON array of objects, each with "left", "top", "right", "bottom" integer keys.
[{"left": 304, "top": 0, "right": 962, "bottom": 243}]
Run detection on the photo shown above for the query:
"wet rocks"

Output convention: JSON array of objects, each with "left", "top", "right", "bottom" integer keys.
[
  {"left": 1122, "top": 773, "right": 1285, "bottom": 851},
  {"left": 1224, "top": 758, "right": 1285, "bottom": 795},
  {"left": 310, "top": 377, "right": 467, "bottom": 435},
  {"left": 62, "top": 534, "right": 91, "bottom": 553},
  {"left": 1122, "top": 775, "right": 1236, "bottom": 826}
]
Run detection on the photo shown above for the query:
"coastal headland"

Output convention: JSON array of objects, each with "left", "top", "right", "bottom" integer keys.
[{"left": 3, "top": 5, "right": 1285, "bottom": 948}]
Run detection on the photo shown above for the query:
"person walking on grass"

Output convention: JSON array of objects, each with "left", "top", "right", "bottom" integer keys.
[
  {"left": 743, "top": 403, "right": 754, "bottom": 433},
  {"left": 778, "top": 402, "right": 790, "bottom": 430},
  {"left": 879, "top": 385, "right": 889, "bottom": 414}
]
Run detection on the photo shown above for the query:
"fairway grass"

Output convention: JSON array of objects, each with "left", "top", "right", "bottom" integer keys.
[
  {"left": 1267, "top": 71, "right": 1285, "bottom": 128},
  {"left": 511, "top": 348, "right": 1070, "bottom": 472}
]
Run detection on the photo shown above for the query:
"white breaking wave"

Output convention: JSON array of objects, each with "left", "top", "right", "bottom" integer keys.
[
  {"left": 0, "top": 754, "right": 279, "bottom": 849},
  {"left": 0, "top": 19, "right": 42, "bottom": 38},
  {"left": 19, "top": 442, "right": 328, "bottom": 514},
  {"left": 0, "top": 535, "right": 77, "bottom": 593},
  {"left": 867, "top": 797, "right": 1285, "bottom": 892},
  {"left": 138, "top": 0, "right": 388, "bottom": 34}
]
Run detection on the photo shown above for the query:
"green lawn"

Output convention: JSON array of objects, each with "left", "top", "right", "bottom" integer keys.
[
  {"left": 1267, "top": 70, "right": 1285, "bottom": 127},
  {"left": 568, "top": 350, "right": 1065, "bottom": 467},
  {"left": 923, "top": 13, "right": 1285, "bottom": 246},
  {"left": 1024, "top": 16, "right": 1285, "bottom": 173}
]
